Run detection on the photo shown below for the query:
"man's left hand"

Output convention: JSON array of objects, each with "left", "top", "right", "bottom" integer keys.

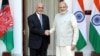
[{"left": 71, "top": 44, "right": 75, "bottom": 51}]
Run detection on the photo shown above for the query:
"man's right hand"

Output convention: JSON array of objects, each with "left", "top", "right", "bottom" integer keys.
[{"left": 44, "top": 30, "right": 50, "bottom": 36}]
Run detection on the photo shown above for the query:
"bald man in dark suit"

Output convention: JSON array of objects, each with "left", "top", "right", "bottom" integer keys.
[{"left": 28, "top": 3, "right": 50, "bottom": 56}]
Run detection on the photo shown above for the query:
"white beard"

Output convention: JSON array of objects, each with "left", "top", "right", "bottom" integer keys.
[
  {"left": 60, "top": 10, "right": 67, "bottom": 14},
  {"left": 38, "top": 12, "right": 43, "bottom": 15}
]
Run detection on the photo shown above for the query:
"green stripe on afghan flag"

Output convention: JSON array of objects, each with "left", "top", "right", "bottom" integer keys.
[{"left": 1, "top": 27, "right": 14, "bottom": 52}]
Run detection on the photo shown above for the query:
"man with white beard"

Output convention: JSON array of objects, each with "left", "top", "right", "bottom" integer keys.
[{"left": 46, "top": 1, "right": 79, "bottom": 56}]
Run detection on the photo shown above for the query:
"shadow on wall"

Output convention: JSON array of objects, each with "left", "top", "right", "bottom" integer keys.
[{"left": 0, "top": 40, "right": 6, "bottom": 56}]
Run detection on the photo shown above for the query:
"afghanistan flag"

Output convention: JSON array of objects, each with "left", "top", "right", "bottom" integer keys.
[{"left": 0, "top": 0, "right": 14, "bottom": 52}]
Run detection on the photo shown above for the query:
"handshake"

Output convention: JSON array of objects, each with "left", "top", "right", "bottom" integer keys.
[{"left": 44, "top": 30, "right": 50, "bottom": 36}]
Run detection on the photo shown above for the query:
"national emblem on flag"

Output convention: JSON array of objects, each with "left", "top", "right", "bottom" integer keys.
[
  {"left": 0, "top": 0, "right": 14, "bottom": 52},
  {"left": 73, "top": 0, "right": 87, "bottom": 51}
]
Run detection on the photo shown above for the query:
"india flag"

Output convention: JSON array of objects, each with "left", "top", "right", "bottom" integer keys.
[
  {"left": 89, "top": 0, "right": 100, "bottom": 53},
  {"left": 73, "top": 0, "right": 87, "bottom": 51}
]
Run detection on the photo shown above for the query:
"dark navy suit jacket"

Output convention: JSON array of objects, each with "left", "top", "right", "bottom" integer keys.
[{"left": 28, "top": 13, "right": 50, "bottom": 49}]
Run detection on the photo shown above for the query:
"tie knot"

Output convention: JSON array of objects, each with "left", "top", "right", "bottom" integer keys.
[{"left": 40, "top": 15, "right": 42, "bottom": 19}]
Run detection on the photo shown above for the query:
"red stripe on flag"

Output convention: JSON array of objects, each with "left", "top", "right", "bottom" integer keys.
[
  {"left": 78, "top": 0, "right": 85, "bottom": 12},
  {"left": 0, "top": 5, "right": 13, "bottom": 38},
  {"left": 94, "top": 0, "right": 100, "bottom": 12}
]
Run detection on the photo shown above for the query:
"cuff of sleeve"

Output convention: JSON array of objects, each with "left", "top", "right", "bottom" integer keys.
[
  {"left": 72, "top": 42, "right": 76, "bottom": 45},
  {"left": 50, "top": 29, "right": 53, "bottom": 34}
]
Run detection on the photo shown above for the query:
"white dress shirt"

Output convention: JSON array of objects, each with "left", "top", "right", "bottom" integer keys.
[
  {"left": 36, "top": 13, "right": 43, "bottom": 27},
  {"left": 50, "top": 11, "right": 79, "bottom": 46}
]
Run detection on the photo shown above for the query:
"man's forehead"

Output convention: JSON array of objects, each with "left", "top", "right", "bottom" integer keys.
[{"left": 59, "top": 2, "right": 67, "bottom": 7}]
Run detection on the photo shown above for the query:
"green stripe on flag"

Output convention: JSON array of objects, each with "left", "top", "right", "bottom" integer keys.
[
  {"left": 76, "top": 30, "right": 86, "bottom": 51},
  {"left": 0, "top": 27, "right": 14, "bottom": 52},
  {"left": 89, "top": 23, "right": 100, "bottom": 53}
]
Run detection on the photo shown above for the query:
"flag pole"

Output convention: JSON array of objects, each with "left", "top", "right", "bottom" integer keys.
[{"left": 2, "top": 52, "right": 11, "bottom": 56}]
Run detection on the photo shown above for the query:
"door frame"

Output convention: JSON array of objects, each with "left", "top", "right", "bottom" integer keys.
[{"left": 23, "top": 0, "right": 27, "bottom": 56}]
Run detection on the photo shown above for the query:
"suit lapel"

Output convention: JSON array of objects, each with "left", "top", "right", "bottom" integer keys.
[
  {"left": 34, "top": 13, "right": 43, "bottom": 29},
  {"left": 34, "top": 13, "right": 41, "bottom": 27}
]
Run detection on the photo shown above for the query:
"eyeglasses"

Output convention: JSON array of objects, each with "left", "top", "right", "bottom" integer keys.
[{"left": 37, "top": 7, "right": 44, "bottom": 9}]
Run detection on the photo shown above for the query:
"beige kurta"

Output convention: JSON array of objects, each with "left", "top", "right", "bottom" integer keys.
[
  {"left": 56, "top": 46, "right": 74, "bottom": 56},
  {"left": 50, "top": 11, "right": 79, "bottom": 56}
]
